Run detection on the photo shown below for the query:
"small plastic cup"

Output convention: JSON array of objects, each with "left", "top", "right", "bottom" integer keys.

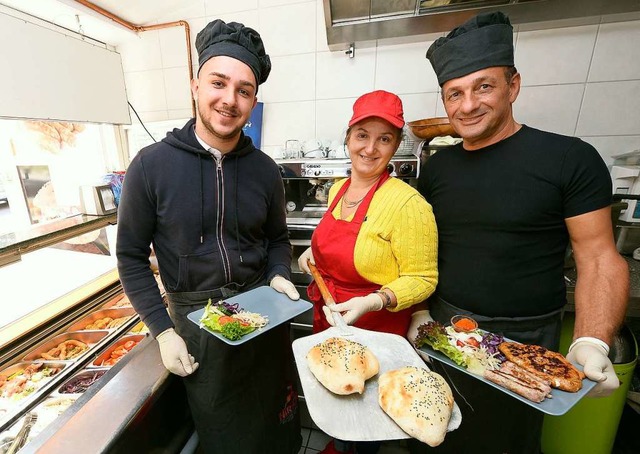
[{"left": 451, "top": 315, "right": 478, "bottom": 333}]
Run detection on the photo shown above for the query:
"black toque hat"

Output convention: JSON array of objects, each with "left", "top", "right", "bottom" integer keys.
[
  {"left": 426, "top": 11, "right": 514, "bottom": 86},
  {"left": 195, "top": 19, "right": 271, "bottom": 87}
]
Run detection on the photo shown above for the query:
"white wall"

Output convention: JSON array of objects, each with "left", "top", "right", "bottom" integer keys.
[
  {"left": 116, "top": 0, "right": 640, "bottom": 164},
  {"left": 0, "top": 7, "right": 130, "bottom": 125}
]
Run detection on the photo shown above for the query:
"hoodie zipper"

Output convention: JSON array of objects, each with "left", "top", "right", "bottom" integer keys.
[{"left": 213, "top": 154, "right": 232, "bottom": 282}]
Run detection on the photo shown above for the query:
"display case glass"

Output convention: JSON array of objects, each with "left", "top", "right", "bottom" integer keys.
[
  {"left": 0, "top": 213, "right": 191, "bottom": 454},
  {"left": 0, "top": 214, "right": 119, "bottom": 352}
]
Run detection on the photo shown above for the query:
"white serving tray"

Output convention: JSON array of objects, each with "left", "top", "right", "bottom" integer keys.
[{"left": 293, "top": 327, "right": 461, "bottom": 441}]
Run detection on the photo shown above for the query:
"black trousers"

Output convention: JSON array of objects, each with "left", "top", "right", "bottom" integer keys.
[{"left": 167, "top": 288, "right": 302, "bottom": 454}]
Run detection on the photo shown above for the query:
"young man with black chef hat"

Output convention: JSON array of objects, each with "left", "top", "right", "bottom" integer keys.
[
  {"left": 409, "top": 11, "right": 629, "bottom": 453},
  {"left": 116, "top": 19, "right": 302, "bottom": 454}
]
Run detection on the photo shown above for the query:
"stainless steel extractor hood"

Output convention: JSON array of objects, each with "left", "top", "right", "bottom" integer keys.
[{"left": 323, "top": 0, "right": 640, "bottom": 51}]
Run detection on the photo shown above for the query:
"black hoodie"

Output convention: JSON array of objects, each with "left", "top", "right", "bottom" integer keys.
[{"left": 116, "top": 118, "right": 291, "bottom": 337}]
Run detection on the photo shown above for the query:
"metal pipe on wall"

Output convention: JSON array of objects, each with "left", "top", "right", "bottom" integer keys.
[{"left": 73, "top": 0, "right": 196, "bottom": 118}]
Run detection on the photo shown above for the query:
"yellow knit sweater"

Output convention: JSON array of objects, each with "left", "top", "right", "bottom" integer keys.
[{"left": 328, "top": 177, "right": 438, "bottom": 311}]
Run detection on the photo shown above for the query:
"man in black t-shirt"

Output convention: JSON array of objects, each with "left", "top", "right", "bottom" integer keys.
[{"left": 408, "top": 11, "right": 629, "bottom": 454}]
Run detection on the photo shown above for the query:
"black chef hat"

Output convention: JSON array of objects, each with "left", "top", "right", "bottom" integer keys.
[
  {"left": 426, "top": 11, "right": 514, "bottom": 86},
  {"left": 195, "top": 19, "right": 271, "bottom": 87}
]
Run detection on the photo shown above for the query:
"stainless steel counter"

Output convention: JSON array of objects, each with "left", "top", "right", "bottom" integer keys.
[{"left": 22, "top": 337, "right": 193, "bottom": 454}]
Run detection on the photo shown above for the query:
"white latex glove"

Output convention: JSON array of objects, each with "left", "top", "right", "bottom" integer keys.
[
  {"left": 407, "top": 310, "right": 435, "bottom": 346},
  {"left": 156, "top": 328, "right": 199, "bottom": 377},
  {"left": 297, "top": 247, "right": 315, "bottom": 274},
  {"left": 324, "top": 293, "right": 384, "bottom": 326},
  {"left": 270, "top": 275, "right": 300, "bottom": 300},
  {"left": 566, "top": 339, "right": 619, "bottom": 397}
]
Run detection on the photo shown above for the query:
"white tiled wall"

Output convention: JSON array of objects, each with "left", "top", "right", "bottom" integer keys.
[{"left": 116, "top": 0, "right": 640, "bottom": 163}]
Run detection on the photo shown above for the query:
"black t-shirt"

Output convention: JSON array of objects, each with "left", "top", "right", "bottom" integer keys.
[{"left": 418, "top": 125, "right": 612, "bottom": 317}]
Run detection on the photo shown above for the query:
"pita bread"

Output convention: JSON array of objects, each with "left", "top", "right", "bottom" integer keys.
[
  {"left": 378, "top": 366, "right": 453, "bottom": 447},
  {"left": 306, "top": 337, "right": 379, "bottom": 395}
]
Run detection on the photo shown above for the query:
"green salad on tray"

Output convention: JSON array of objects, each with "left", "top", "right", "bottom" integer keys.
[{"left": 199, "top": 299, "right": 268, "bottom": 341}]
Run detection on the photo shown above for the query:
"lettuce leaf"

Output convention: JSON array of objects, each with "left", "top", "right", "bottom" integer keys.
[
  {"left": 220, "top": 321, "right": 255, "bottom": 341},
  {"left": 199, "top": 301, "right": 256, "bottom": 340},
  {"left": 415, "top": 321, "right": 469, "bottom": 367},
  {"left": 200, "top": 301, "right": 223, "bottom": 332}
]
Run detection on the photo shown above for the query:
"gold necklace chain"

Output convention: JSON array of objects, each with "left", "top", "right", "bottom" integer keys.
[
  {"left": 342, "top": 194, "right": 366, "bottom": 208},
  {"left": 343, "top": 179, "right": 379, "bottom": 208}
]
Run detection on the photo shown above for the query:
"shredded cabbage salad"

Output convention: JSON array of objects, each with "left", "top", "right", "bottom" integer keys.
[{"left": 444, "top": 326, "right": 503, "bottom": 375}]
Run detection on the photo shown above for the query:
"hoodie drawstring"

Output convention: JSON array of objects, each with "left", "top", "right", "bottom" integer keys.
[
  {"left": 199, "top": 154, "right": 204, "bottom": 244},
  {"left": 234, "top": 156, "right": 243, "bottom": 263}
]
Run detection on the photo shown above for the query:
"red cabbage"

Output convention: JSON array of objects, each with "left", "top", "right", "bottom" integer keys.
[
  {"left": 214, "top": 301, "right": 241, "bottom": 315},
  {"left": 481, "top": 332, "right": 506, "bottom": 362}
]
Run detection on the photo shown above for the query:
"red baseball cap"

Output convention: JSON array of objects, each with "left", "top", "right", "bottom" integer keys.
[{"left": 348, "top": 90, "right": 405, "bottom": 129}]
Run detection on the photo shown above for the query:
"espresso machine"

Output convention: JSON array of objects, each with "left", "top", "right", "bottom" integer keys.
[{"left": 278, "top": 157, "right": 419, "bottom": 224}]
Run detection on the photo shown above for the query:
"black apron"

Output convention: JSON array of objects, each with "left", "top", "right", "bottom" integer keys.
[
  {"left": 409, "top": 296, "right": 563, "bottom": 454},
  {"left": 166, "top": 282, "right": 302, "bottom": 454}
]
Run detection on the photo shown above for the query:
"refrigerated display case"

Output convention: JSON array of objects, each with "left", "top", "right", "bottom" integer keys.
[{"left": 0, "top": 214, "right": 193, "bottom": 454}]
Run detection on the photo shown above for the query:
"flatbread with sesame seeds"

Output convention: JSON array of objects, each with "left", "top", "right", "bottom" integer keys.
[
  {"left": 306, "top": 337, "right": 379, "bottom": 395},
  {"left": 378, "top": 366, "right": 453, "bottom": 447}
]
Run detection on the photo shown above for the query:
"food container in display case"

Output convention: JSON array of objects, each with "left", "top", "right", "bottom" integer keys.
[
  {"left": 0, "top": 214, "right": 192, "bottom": 451},
  {"left": 128, "top": 320, "right": 149, "bottom": 335},
  {"left": 0, "top": 362, "right": 68, "bottom": 422},
  {"left": 66, "top": 308, "right": 135, "bottom": 332},
  {"left": 56, "top": 367, "right": 109, "bottom": 396},
  {"left": 0, "top": 395, "right": 79, "bottom": 451},
  {"left": 91, "top": 334, "right": 145, "bottom": 367},
  {"left": 101, "top": 293, "right": 132, "bottom": 309},
  {"left": 22, "top": 331, "right": 108, "bottom": 362}
]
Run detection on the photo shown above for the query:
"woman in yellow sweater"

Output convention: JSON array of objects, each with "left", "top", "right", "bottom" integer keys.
[
  {"left": 298, "top": 90, "right": 438, "bottom": 454},
  {"left": 298, "top": 89, "right": 438, "bottom": 338}
]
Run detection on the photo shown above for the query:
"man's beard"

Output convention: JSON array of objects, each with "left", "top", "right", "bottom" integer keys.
[{"left": 197, "top": 103, "right": 244, "bottom": 141}]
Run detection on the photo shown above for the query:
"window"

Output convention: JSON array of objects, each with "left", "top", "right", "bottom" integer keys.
[{"left": 0, "top": 119, "right": 122, "bottom": 235}]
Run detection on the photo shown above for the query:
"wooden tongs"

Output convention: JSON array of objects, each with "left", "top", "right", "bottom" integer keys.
[{"left": 308, "top": 261, "right": 351, "bottom": 335}]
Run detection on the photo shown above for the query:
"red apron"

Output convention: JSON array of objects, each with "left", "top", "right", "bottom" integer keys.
[{"left": 308, "top": 171, "right": 412, "bottom": 336}]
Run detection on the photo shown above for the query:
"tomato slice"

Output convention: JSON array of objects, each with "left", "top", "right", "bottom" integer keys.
[
  {"left": 218, "top": 316, "right": 236, "bottom": 326},
  {"left": 124, "top": 341, "right": 136, "bottom": 349},
  {"left": 219, "top": 316, "right": 251, "bottom": 327},
  {"left": 466, "top": 338, "right": 481, "bottom": 348}
]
